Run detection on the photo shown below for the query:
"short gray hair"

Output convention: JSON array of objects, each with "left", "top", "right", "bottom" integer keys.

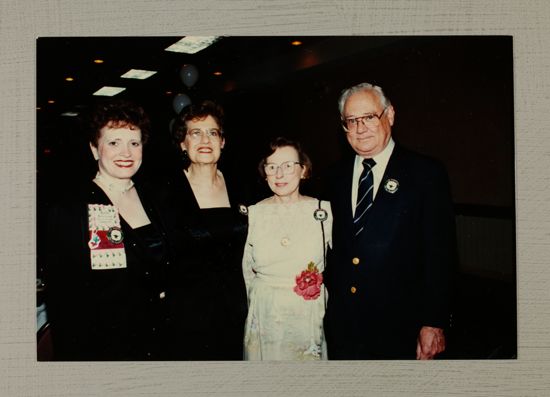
[{"left": 338, "top": 82, "right": 391, "bottom": 116}]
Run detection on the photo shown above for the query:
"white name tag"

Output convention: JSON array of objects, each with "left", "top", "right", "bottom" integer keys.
[{"left": 88, "top": 204, "right": 127, "bottom": 270}]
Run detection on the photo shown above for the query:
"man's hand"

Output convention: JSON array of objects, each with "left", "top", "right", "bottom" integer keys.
[{"left": 416, "top": 326, "right": 445, "bottom": 360}]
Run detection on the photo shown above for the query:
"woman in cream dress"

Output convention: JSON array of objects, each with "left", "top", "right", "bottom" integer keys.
[{"left": 243, "top": 137, "right": 332, "bottom": 360}]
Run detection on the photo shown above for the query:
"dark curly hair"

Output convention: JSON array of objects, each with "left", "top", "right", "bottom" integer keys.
[
  {"left": 88, "top": 100, "right": 150, "bottom": 147},
  {"left": 172, "top": 100, "right": 224, "bottom": 146},
  {"left": 258, "top": 137, "right": 312, "bottom": 179}
]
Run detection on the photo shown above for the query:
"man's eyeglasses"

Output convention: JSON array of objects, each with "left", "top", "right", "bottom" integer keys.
[
  {"left": 342, "top": 106, "right": 388, "bottom": 132},
  {"left": 264, "top": 161, "right": 302, "bottom": 176},
  {"left": 187, "top": 128, "right": 222, "bottom": 140}
]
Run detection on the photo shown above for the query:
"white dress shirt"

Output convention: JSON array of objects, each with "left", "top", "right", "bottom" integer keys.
[{"left": 351, "top": 138, "right": 395, "bottom": 216}]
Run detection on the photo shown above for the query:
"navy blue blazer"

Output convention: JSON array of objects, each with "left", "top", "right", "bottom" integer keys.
[{"left": 324, "top": 144, "right": 457, "bottom": 359}]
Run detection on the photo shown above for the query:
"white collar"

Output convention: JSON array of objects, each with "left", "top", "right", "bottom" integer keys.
[{"left": 93, "top": 172, "right": 134, "bottom": 194}]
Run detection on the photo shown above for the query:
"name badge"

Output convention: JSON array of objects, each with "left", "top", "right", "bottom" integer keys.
[{"left": 88, "top": 204, "right": 127, "bottom": 270}]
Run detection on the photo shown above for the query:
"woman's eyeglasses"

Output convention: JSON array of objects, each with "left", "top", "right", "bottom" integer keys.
[
  {"left": 264, "top": 161, "right": 302, "bottom": 176},
  {"left": 187, "top": 128, "right": 222, "bottom": 140}
]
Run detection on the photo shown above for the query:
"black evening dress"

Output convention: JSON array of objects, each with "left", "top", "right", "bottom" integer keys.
[
  {"left": 44, "top": 181, "right": 172, "bottom": 361},
  {"left": 161, "top": 171, "right": 249, "bottom": 360}
]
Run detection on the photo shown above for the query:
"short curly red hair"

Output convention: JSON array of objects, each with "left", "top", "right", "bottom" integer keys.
[{"left": 89, "top": 100, "right": 150, "bottom": 147}]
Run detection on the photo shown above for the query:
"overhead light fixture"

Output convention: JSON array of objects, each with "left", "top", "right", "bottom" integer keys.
[
  {"left": 94, "top": 59, "right": 104, "bottom": 64},
  {"left": 47, "top": 100, "right": 55, "bottom": 104},
  {"left": 93, "top": 86, "right": 126, "bottom": 96},
  {"left": 165, "top": 36, "right": 219, "bottom": 54},
  {"left": 291, "top": 40, "right": 303, "bottom": 46},
  {"left": 65, "top": 77, "right": 74, "bottom": 82},
  {"left": 61, "top": 111, "right": 79, "bottom": 117},
  {"left": 213, "top": 71, "right": 222, "bottom": 76},
  {"left": 121, "top": 69, "right": 157, "bottom": 80}
]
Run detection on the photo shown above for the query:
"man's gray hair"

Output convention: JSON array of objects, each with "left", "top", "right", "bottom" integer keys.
[{"left": 338, "top": 82, "right": 391, "bottom": 116}]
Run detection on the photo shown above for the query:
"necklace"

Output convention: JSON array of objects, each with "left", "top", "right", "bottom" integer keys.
[
  {"left": 93, "top": 172, "right": 134, "bottom": 194},
  {"left": 268, "top": 196, "right": 305, "bottom": 247}
]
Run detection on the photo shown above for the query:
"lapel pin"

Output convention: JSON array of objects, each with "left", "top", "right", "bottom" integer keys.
[
  {"left": 314, "top": 208, "right": 328, "bottom": 221},
  {"left": 107, "top": 226, "right": 124, "bottom": 244},
  {"left": 238, "top": 204, "right": 248, "bottom": 216},
  {"left": 384, "top": 178, "right": 399, "bottom": 194}
]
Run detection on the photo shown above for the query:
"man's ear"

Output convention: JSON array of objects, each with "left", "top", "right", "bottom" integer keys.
[
  {"left": 387, "top": 105, "right": 396, "bottom": 126},
  {"left": 90, "top": 143, "right": 99, "bottom": 160}
]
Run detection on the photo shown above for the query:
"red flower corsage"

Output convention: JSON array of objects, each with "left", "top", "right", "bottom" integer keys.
[{"left": 293, "top": 262, "right": 323, "bottom": 300}]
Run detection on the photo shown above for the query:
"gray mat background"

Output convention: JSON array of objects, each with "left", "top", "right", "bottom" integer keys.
[{"left": 2, "top": 1, "right": 549, "bottom": 396}]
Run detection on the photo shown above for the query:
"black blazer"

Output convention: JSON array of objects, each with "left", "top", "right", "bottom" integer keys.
[
  {"left": 44, "top": 181, "right": 172, "bottom": 360},
  {"left": 324, "top": 144, "right": 457, "bottom": 359}
]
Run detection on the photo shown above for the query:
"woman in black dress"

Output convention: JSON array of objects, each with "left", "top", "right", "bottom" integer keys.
[
  {"left": 44, "top": 100, "right": 172, "bottom": 360},
  {"left": 163, "top": 100, "right": 248, "bottom": 360}
]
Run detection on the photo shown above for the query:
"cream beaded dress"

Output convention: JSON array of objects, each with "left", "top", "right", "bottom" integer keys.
[{"left": 242, "top": 198, "right": 332, "bottom": 360}]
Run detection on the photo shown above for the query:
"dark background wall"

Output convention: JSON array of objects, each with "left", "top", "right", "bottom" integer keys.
[{"left": 220, "top": 37, "right": 514, "bottom": 208}]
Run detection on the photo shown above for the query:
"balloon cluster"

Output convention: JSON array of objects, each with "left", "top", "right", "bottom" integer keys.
[
  {"left": 172, "top": 64, "right": 199, "bottom": 114},
  {"left": 171, "top": 64, "right": 199, "bottom": 131}
]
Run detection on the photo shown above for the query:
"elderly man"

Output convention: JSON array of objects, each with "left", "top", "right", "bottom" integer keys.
[{"left": 323, "top": 82, "right": 456, "bottom": 359}]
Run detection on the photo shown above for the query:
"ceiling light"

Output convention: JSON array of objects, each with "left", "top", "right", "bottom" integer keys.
[
  {"left": 65, "top": 77, "right": 74, "bottom": 82},
  {"left": 291, "top": 40, "right": 303, "bottom": 46},
  {"left": 93, "top": 86, "right": 126, "bottom": 96},
  {"left": 61, "top": 111, "right": 79, "bottom": 117},
  {"left": 47, "top": 100, "right": 55, "bottom": 104},
  {"left": 94, "top": 59, "right": 104, "bottom": 64},
  {"left": 121, "top": 69, "right": 157, "bottom": 80},
  {"left": 36, "top": 107, "right": 41, "bottom": 110},
  {"left": 213, "top": 71, "right": 222, "bottom": 76},
  {"left": 165, "top": 36, "right": 219, "bottom": 54}
]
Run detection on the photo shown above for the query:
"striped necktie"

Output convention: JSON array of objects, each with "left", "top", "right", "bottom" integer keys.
[{"left": 354, "top": 158, "right": 376, "bottom": 236}]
